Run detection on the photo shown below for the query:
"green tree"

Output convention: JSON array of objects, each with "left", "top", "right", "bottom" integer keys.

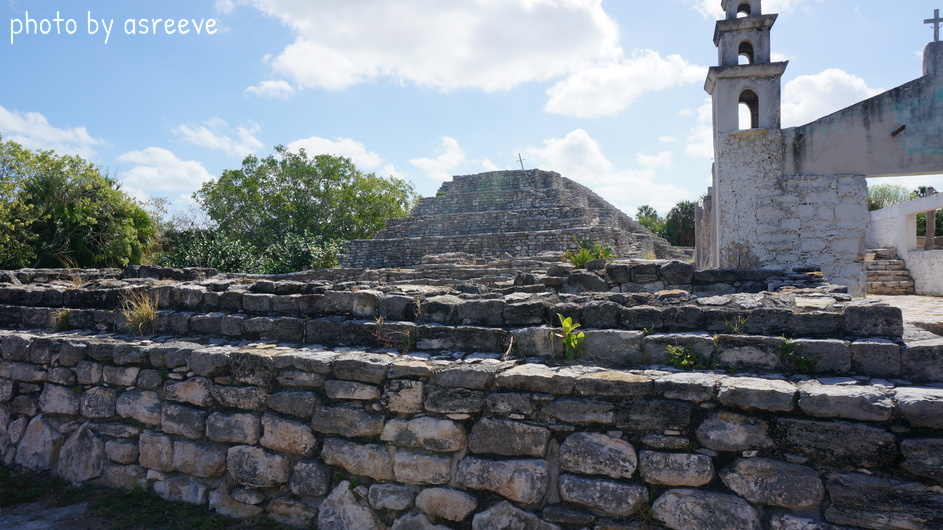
[
  {"left": 635, "top": 204, "right": 665, "bottom": 235},
  {"left": 867, "top": 183, "right": 914, "bottom": 211},
  {"left": 914, "top": 186, "right": 943, "bottom": 238},
  {"left": 189, "top": 147, "right": 417, "bottom": 273},
  {"left": 662, "top": 200, "right": 696, "bottom": 247},
  {"left": 0, "top": 137, "right": 156, "bottom": 269}
]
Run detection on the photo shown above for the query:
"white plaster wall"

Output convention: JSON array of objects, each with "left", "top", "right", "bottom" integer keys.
[
  {"left": 714, "top": 130, "right": 869, "bottom": 295},
  {"left": 867, "top": 215, "right": 899, "bottom": 249},
  {"left": 908, "top": 251, "right": 943, "bottom": 296}
]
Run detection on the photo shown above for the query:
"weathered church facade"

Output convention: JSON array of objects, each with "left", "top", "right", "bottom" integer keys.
[{"left": 696, "top": 0, "right": 943, "bottom": 296}]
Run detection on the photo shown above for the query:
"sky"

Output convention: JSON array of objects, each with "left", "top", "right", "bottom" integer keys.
[{"left": 2, "top": 0, "right": 941, "bottom": 220}]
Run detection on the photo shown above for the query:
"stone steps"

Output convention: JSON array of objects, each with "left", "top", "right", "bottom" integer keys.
[{"left": 865, "top": 248, "right": 915, "bottom": 295}]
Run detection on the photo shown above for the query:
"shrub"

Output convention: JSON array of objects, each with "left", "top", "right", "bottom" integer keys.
[
  {"left": 553, "top": 313, "right": 585, "bottom": 362},
  {"left": 667, "top": 344, "right": 716, "bottom": 371},
  {"left": 561, "top": 237, "right": 616, "bottom": 268}
]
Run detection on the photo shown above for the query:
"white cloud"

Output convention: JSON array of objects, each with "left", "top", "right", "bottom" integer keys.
[
  {"left": 287, "top": 136, "right": 385, "bottom": 170},
  {"left": 245, "top": 80, "right": 296, "bottom": 99},
  {"left": 235, "top": 0, "right": 620, "bottom": 92},
  {"left": 544, "top": 50, "right": 705, "bottom": 118},
  {"left": 637, "top": 151, "right": 673, "bottom": 169},
  {"left": 409, "top": 137, "right": 467, "bottom": 181},
  {"left": 683, "top": 99, "right": 714, "bottom": 160},
  {"left": 659, "top": 136, "right": 677, "bottom": 143},
  {"left": 0, "top": 105, "right": 105, "bottom": 159},
  {"left": 525, "top": 129, "right": 692, "bottom": 215},
  {"left": 781, "top": 68, "right": 882, "bottom": 127},
  {"left": 173, "top": 118, "right": 264, "bottom": 158},
  {"left": 117, "top": 147, "right": 215, "bottom": 196}
]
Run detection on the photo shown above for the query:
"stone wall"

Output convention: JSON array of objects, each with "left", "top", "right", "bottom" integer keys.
[
  {"left": 341, "top": 170, "right": 686, "bottom": 269},
  {"left": 3, "top": 330, "right": 943, "bottom": 529}
]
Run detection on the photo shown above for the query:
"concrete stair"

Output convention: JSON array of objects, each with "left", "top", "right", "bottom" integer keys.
[{"left": 866, "top": 248, "right": 915, "bottom": 295}]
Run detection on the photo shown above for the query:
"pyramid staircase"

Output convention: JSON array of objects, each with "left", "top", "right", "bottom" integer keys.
[{"left": 866, "top": 248, "right": 916, "bottom": 295}]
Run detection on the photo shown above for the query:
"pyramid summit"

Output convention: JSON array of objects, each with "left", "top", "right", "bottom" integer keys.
[{"left": 341, "top": 169, "right": 688, "bottom": 268}]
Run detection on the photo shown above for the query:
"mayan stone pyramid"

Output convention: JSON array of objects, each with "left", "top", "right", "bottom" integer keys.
[{"left": 341, "top": 169, "right": 685, "bottom": 268}]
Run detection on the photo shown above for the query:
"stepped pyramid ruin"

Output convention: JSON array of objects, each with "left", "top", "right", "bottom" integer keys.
[{"left": 341, "top": 169, "right": 687, "bottom": 268}]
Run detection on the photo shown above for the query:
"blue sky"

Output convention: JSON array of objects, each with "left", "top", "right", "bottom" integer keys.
[{"left": 2, "top": 0, "right": 941, "bottom": 220}]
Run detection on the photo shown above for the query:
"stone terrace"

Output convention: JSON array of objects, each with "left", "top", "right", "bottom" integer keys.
[{"left": 341, "top": 170, "right": 690, "bottom": 269}]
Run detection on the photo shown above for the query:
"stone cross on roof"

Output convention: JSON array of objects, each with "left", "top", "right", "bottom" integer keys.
[{"left": 927, "top": 9, "right": 943, "bottom": 42}]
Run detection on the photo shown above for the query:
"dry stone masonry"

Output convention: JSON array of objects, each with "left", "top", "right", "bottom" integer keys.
[
  {"left": 1, "top": 261, "right": 943, "bottom": 529},
  {"left": 341, "top": 170, "right": 689, "bottom": 269}
]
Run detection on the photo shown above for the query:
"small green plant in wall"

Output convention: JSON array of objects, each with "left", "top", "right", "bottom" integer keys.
[
  {"left": 561, "top": 237, "right": 616, "bottom": 268},
  {"left": 667, "top": 344, "right": 716, "bottom": 371},
  {"left": 554, "top": 313, "right": 585, "bottom": 362}
]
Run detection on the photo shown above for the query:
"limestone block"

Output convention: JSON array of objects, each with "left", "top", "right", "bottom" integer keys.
[
  {"left": 161, "top": 404, "right": 207, "bottom": 440},
  {"left": 48, "top": 367, "right": 76, "bottom": 386},
  {"left": 542, "top": 398, "right": 614, "bottom": 424},
  {"left": 39, "top": 384, "right": 80, "bottom": 415},
  {"left": 332, "top": 351, "right": 394, "bottom": 384},
  {"left": 720, "top": 457, "right": 824, "bottom": 509},
  {"left": 901, "top": 438, "right": 943, "bottom": 482},
  {"left": 289, "top": 460, "right": 330, "bottom": 498},
  {"left": 394, "top": 449, "right": 452, "bottom": 485},
  {"left": 469, "top": 417, "right": 550, "bottom": 457},
  {"left": 559, "top": 474, "right": 647, "bottom": 517},
  {"left": 315, "top": 290, "right": 379, "bottom": 318},
  {"left": 696, "top": 411, "right": 774, "bottom": 452},
  {"left": 715, "top": 335, "right": 785, "bottom": 371},
  {"left": 230, "top": 348, "right": 278, "bottom": 388},
  {"left": 378, "top": 294, "right": 419, "bottom": 321},
  {"left": 208, "top": 487, "right": 264, "bottom": 520},
  {"left": 661, "top": 260, "right": 695, "bottom": 285},
  {"left": 794, "top": 312, "right": 844, "bottom": 338},
  {"left": 415, "top": 487, "right": 477, "bottom": 521},
  {"left": 58, "top": 341, "right": 87, "bottom": 367},
  {"left": 614, "top": 398, "right": 693, "bottom": 436},
  {"left": 774, "top": 419, "right": 897, "bottom": 468},
  {"left": 425, "top": 387, "right": 485, "bottom": 414},
  {"left": 80, "top": 387, "right": 117, "bottom": 419},
  {"left": 850, "top": 339, "right": 901, "bottom": 378},
  {"left": 104, "top": 439, "right": 138, "bottom": 464},
  {"left": 768, "top": 514, "right": 843, "bottom": 530},
  {"left": 896, "top": 387, "right": 943, "bottom": 428},
  {"left": 266, "top": 391, "right": 318, "bottom": 418},
  {"left": 102, "top": 464, "right": 146, "bottom": 491},
  {"left": 324, "top": 380, "right": 381, "bottom": 401},
  {"left": 219, "top": 314, "right": 245, "bottom": 337},
  {"left": 134, "top": 370, "right": 161, "bottom": 390},
  {"left": 456, "top": 456, "right": 548, "bottom": 504},
  {"left": 380, "top": 417, "right": 467, "bottom": 452},
  {"left": 92, "top": 423, "right": 141, "bottom": 439},
  {"left": 472, "top": 501, "right": 560, "bottom": 530},
  {"left": 227, "top": 445, "right": 291, "bottom": 488},
  {"left": 267, "top": 498, "right": 319, "bottom": 528},
  {"left": 392, "top": 513, "right": 450, "bottom": 530},
  {"left": 485, "top": 392, "right": 537, "bottom": 416},
  {"left": 154, "top": 476, "right": 208, "bottom": 505},
  {"left": 620, "top": 306, "right": 666, "bottom": 331},
  {"left": 843, "top": 304, "right": 903, "bottom": 337},
  {"left": 574, "top": 370, "right": 653, "bottom": 397},
  {"left": 560, "top": 432, "right": 637, "bottom": 479},
  {"left": 504, "top": 300, "right": 548, "bottom": 325},
  {"left": 792, "top": 339, "right": 850, "bottom": 373},
  {"left": 210, "top": 385, "right": 266, "bottom": 411},
  {"left": 321, "top": 437, "right": 394, "bottom": 481},
  {"left": 717, "top": 376, "right": 797, "bottom": 412},
  {"left": 277, "top": 370, "right": 326, "bottom": 389},
  {"left": 241, "top": 293, "right": 273, "bottom": 313},
  {"left": 1, "top": 361, "right": 47, "bottom": 382},
  {"left": 369, "top": 483, "right": 414, "bottom": 511},
  {"left": 116, "top": 390, "right": 162, "bottom": 426},
  {"left": 643, "top": 332, "right": 716, "bottom": 367},
  {"left": 381, "top": 379, "right": 424, "bottom": 414},
  {"left": 189, "top": 347, "right": 231, "bottom": 377},
  {"left": 653, "top": 489, "right": 761, "bottom": 530},
  {"left": 560, "top": 272, "right": 609, "bottom": 294},
  {"left": 511, "top": 327, "right": 562, "bottom": 358},
  {"left": 311, "top": 405, "right": 384, "bottom": 438},
  {"left": 743, "top": 308, "right": 795, "bottom": 336},
  {"left": 261, "top": 413, "right": 317, "bottom": 456},
  {"left": 579, "top": 330, "right": 643, "bottom": 365},
  {"left": 1, "top": 334, "right": 31, "bottom": 361},
  {"left": 56, "top": 424, "right": 104, "bottom": 484},
  {"left": 639, "top": 451, "right": 713, "bottom": 487},
  {"left": 206, "top": 412, "right": 260, "bottom": 445},
  {"left": 902, "top": 338, "right": 943, "bottom": 383},
  {"left": 797, "top": 383, "right": 893, "bottom": 421},
  {"left": 825, "top": 473, "right": 943, "bottom": 529},
  {"left": 434, "top": 362, "right": 505, "bottom": 390},
  {"left": 656, "top": 372, "right": 724, "bottom": 403},
  {"left": 190, "top": 312, "right": 223, "bottom": 335},
  {"left": 164, "top": 377, "right": 215, "bottom": 407},
  {"left": 139, "top": 430, "right": 174, "bottom": 472},
  {"left": 582, "top": 301, "right": 621, "bottom": 328},
  {"left": 317, "top": 481, "right": 385, "bottom": 530},
  {"left": 388, "top": 358, "right": 434, "bottom": 379},
  {"left": 494, "top": 363, "right": 580, "bottom": 394},
  {"left": 12, "top": 395, "right": 38, "bottom": 416},
  {"left": 0, "top": 378, "right": 13, "bottom": 402}
]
